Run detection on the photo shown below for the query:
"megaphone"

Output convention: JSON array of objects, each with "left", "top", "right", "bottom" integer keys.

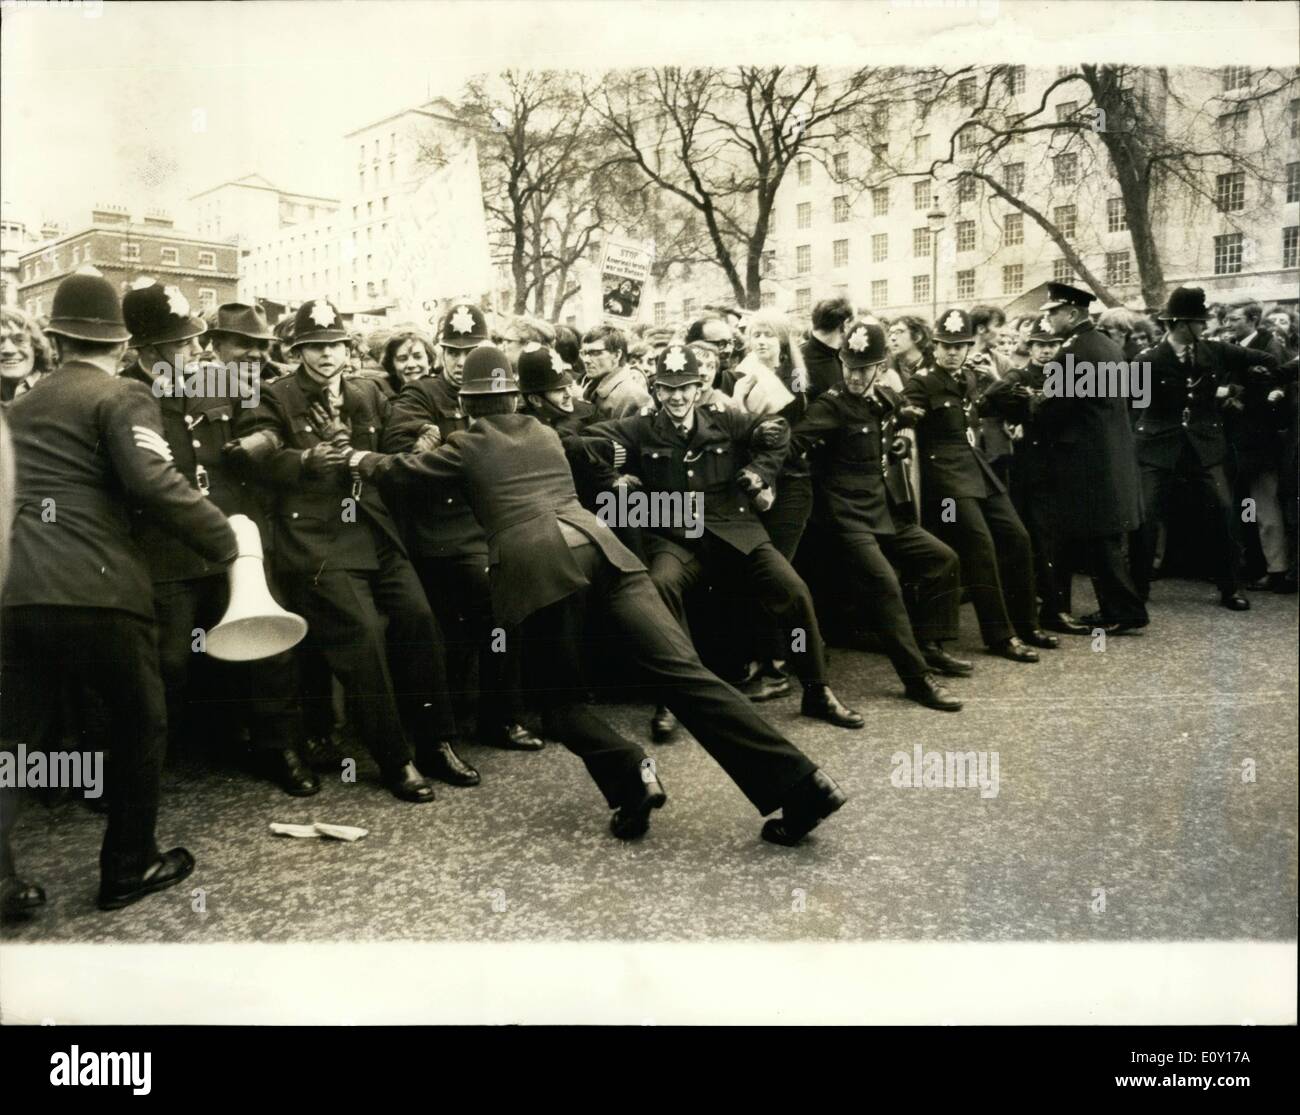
[{"left": 206, "top": 514, "right": 308, "bottom": 662}]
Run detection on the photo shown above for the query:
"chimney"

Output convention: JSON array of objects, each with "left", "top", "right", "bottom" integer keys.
[
  {"left": 91, "top": 203, "right": 130, "bottom": 226},
  {"left": 143, "top": 208, "right": 174, "bottom": 229}
]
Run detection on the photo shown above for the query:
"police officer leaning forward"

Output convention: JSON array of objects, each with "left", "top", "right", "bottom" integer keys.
[
  {"left": 588, "top": 344, "right": 865, "bottom": 739},
  {"left": 899, "top": 308, "right": 1057, "bottom": 662},
  {"left": 121, "top": 285, "right": 319, "bottom": 796},
  {"left": 348, "top": 346, "right": 850, "bottom": 848},
  {"left": 228, "top": 298, "right": 478, "bottom": 802},
  {"left": 792, "top": 321, "right": 967, "bottom": 712},
  {"left": 1131, "top": 285, "right": 1277, "bottom": 612},
  {"left": 3, "top": 271, "right": 237, "bottom": 912},
  {"left": 382, "top": 301, "right": 543, "bottom": 753}
]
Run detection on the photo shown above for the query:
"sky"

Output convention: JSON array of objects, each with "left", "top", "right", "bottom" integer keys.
[{"left": 2, "top": 0, "right": 1295, "bottom": 234}]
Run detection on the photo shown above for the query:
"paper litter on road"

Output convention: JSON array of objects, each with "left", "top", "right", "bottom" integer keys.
[{"left": 270, "top": 822, "right": 369, "bottom": 841}]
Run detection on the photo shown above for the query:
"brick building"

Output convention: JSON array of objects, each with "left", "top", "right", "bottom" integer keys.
[{"left": 16, "top": 205, "right": 239, "bottom": 321}]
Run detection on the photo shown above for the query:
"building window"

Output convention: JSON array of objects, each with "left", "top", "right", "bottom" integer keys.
[
  {"left": 956, "top": 220, "right": 975, "bottom": 252},
  {"left": 682, "top": 297, "right": 696, "bottom": 318},
  {"left": 1215, "top": 172, "right": 1246, "bottom": 213},
  {"left": 833, "top": 195, "right": 850, "bottom": 223},
  {"left": 1006, "top": 65, "right": 1026, "bottom": 95},
  {"left": 121, "top": 242, "right": 141, "bottom": 262},
  {"left": 382, "top": 196, "right": 389, "bottom": 213},
  {"left": 1002, "top": 264, "right": 1024, "bottom": 294},
  {"left": 796, "top": 244, "right": 812, "bottom": 274},
  {"left": 1003, "top": 163, "right": 1025, "bottom": 193},
  {"left": 797, "top": 202, "right": 812, "bottom": 230},
  {"left": 1218, "top": 109, "right": 1248, "bottom": 144},
  {"left": 198, "top": 251, "right": 216, "bottom": 269},
  {"left": 1103, "top": 251, "right": 1131, "bottom": 286},
  {"left": 871, "top": 278, "right": 888, "bottom": 306},
  {"left": 957, "top": 175, "right": 977, "bottom": 202},
  {"left": 871, "top": 143, "right": 888, "bottom": 164},
  {"left": 161, "top": 247, "right": 178, "bottom": 264},
  {"left": 651, "top": 302, "right": 667, "bottom": 327},
  {"left": 913, "top": 180, "right": 931, "bottom": 210},
  {"left": 957, "top": 126, "right": 977, "bottom": 153},
  {"left": 1004, "top": 213, "right": 1023, "bottom": 246},
  {"left": 914, "top": 134, "right": 930, "bottom": 161},
  {"left": 872, "top": 187, "right": 889, "bottom": 216},
  {"left": 1054, "top": 152, "right": 1078, "bottom": 185},
  {"left": 352, "top": 205, "right": 359, "bottom": 220},
  {"left": 1283, "top": 226, "right": 1298, "bottom": 269},
  {"left": 1055, "top": 101, "right": 1077, "bottom": 122},
  {"left": 833, "top": 239, "right": 849, "bottom": 268},
  {"left": 1214, "top": 233, "right": 1244, "bottom": 275},
  {"left": 1058, "top": 65, "right": 1078, "bottom": 78},
  {"left": 797, "top": 159, "right": 811, "bottom": 186},
  {"left": 872, "top": 233, "right": 888, "bottom": 263},
  {"left": 1053, "top": 258, "right": 1075, "bottom": 283},
  {"left": 761, "top": 250, "right": 776, "bottom": 276},
  {"left": 956, "top": 269, "right": 975, "bottom": 300},
  {"left": 1054, "top": 205, "right": 1077, "bottom": 240},
  {"left": 198, "top": 287, "right": 217, "bottom": 311},
  {"left": 958, "top": 76, "right": 977, "bottom": 106},
  {"left": 1222, "top": 65, "right": 1251, "bottom": 90},
  {"left": 760, "top": 291, "right": 776, "bottom": 309},
  {"left": 1290, "top": 99, "right": 1299, "bottom": 140},
  {"left": 1106, "top": 197, "right": 1128, "bottom": 232},
  {"left": 912, "top": 227, "right": 932, "bottom": 258},
  {"left": 1286, "top": 162, "right": 1300, "bottom": 203},
  {"left": 872, "top": 104, "right": 890, "bottom": 130},
  {"left": 71, "top": 246, "right": 81, "bottom": 265},
  {"left": 833, "top": 152, "right": 849, "bottom": 181},
  {"left": 795, "top": 288, "right": 812, "bottom": 312},
  {"left": 912, "top": 274, "right": 931, "bottom": 304}
]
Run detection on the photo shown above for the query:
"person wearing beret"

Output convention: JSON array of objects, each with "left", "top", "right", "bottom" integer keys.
[
  {"left": 2, "top": 271, "right": 237, "bottom": 912},
  {"left": 1031, "top": 283, "right": 1148, "bottom": 634},
  {"left": 899, "top": 308, "right": 1055, "bottom": 662},
  {"left": 347, "top": 345, "right": 850, "bottom": 848},
  {"left": 229, "top": 298, "right": 477, "bottom": 803},
  {"left": 588, "top": 343, "right": 864, "bottom": 740},
  {"left": 118, "top": 288, "right": 319, "bottom": 797},
  {"left": 1130, "top": 285, "right": 1279, "bottom": 612},
  {"left": 792, "top": 321, "right": 966, "bottom": 712}
]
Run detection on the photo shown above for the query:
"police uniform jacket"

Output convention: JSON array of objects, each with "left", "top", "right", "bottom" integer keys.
[
  {"left": 381, "top": 374, "right": 485, "bottom": 559},
  {"left": 358, "top": 412, "right": 643, "bottom": 627},
  {"left": 792, "top": 384, "right": 911, "bottom": 537},
  {"left": 979, "top": 363, "right": 1052, "bottom": 495},
  {"left": 234, "top": 367, "right": 405, "bottom": 574},
  {"left": 1132, "top": 336, "right": 1277, "bottom": 471},
  {"left": 587, "top": 405, "right": 788, "bottom": 555},
  {"left": 900, "top": 361, "right": 1005, "bottom": 500},
  {"left": 3, "top": 361, "right": 236, "bottom": 619},
  {"left": 121, "top": 363, "right": 267, "bottom": 582},
  {"left": 1030, "top": 321, "right": 1142, "bottom": 538}
]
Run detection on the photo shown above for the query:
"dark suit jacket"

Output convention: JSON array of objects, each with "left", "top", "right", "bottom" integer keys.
[
  {"left": 359, "top": 412, "right": 642, "bottom": 626},
  {"left": 3, "top": 361, "right": 235, "bottom": 618},
  {"left": 234, "top": 367, "right": 406, "bottom": 575},
  {"left": 978, "top": 362, "right": 1052, "bottom": 496},
  {"left": 1031, "top": 321, "right": 1142, "bottom": 538},
  {"left": 799, "top": 335, "right": 842, "bottom": 402},
  {"left": 900, "top": 361, "right": 1004, "bottom": 500}
]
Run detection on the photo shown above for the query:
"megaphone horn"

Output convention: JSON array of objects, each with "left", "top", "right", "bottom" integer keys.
[{"left": 206, "top": 514, "right": 308, "bottom": 662}]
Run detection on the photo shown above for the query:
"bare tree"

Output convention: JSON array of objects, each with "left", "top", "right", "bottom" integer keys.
[
  {"left": 589, "top": 66, "right": 906, "bottom": 310},
  {"left": 902, "top": 64, "right": 1299, "bottom": 309}
]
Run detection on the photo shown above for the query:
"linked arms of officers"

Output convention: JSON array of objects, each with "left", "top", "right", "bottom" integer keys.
[
  {"left": 382, "top": 380, "right": 446, "bottom": 453},
  {"left": 224, "top": 395, "right": 357, "bottom": 486}
]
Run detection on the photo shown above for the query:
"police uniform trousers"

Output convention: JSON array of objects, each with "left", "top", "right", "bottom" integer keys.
[
  {"left": 280, "top": 536, "right": 456, "bottom": 772},
  {"left": 837, "top": 523, "right": 961, "bottom": 681},
  {"left": 1, "top": 605, "right": 167, "bottom": 886},
  {"left": 646, "top": 533, "right": 829, "bottom": 684},
  {"left": 1009, "top": 472, "right": 1069, "bottom": 620},
  {"left": 153, "top": 574, "right": 303, "bottom": 751},
  {"left": 923, "top": 491, "right": 1036, "bottom": 645},
  {"left": 1133, "top": 445, "right": 1240, "bottom": 599},
  {"left": 413, "top": 554, "right": 524, "bottom": 731},
  {"left": 753, "top": 474, "right": 814, "bottom": 664},
  {"left": 526, "top": 540, "right": 816, "bottom": 814},
  {"left": 1058, "top": 531, "right": 1148, "bottom": 626}
]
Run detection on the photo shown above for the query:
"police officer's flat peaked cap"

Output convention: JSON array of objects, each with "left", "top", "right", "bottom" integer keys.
[
  {"left": 654, "top": 344, "right": 701, "bottom": 387},
  {"left": 459, "top": 344, "right": 518, "bottom": 395},
  {"left": 516, "top": 343, "right": 573, "bottom": 394},
  {"left": 290, "top": 299, "right": 349, "bottom": 348},
  {"left": 44, "top": 269, "right": 131, "bottom": 343},
  {"left": 209, "top": 302, "right": 275, "bottom": 341},
  {"left": 1039, "top": 282, "right": 1095, "bottom": 312},
  {"left": 933, "top": 307, "right": 974, "bottom": 344},
  {"left": 839, "top": 320, "right": 889, "bottom": 367},
  {"left": 122, "top": 280, "right": 207, "bottom": 347},
  {"left": 439, "top": 302, "right": 489, "bottom": 349}
]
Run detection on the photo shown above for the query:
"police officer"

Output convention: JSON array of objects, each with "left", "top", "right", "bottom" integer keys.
[
  {"left": 381, "top": 312, "right": 543, "bottom": 753},
  {"left": 2, "top": 271, "right": 237, "bottom": 910},
  {"left": 589, "top": 344, "right": 864, "bottom": 734},
  {"left": 979, "top": 313, "right": 1088, "bottom": 635},
  {"left": 1132, "top": 286, "right": 1278, "bottom": 611},
  {"left": 900, "top": 308, "right": 1054, "bottom": 661},
  {"left": 230, "top": 298, "right": 477, "bottom": 801},
  {"left": 792, "top": 321, "right": 966, "bottom": 711},
  {"left": 120, "top": 283, "right": 318, "bottom": 796},
  {"left": 349, "top": 346, "right": 850, "bottom": 848}
]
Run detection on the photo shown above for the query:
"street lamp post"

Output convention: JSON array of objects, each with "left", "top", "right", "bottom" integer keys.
[{"left": 927, "top": 195, "right": 947, "bottom": 322}]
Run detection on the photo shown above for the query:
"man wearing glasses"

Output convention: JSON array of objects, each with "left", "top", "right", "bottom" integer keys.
[
  {"left": 685, "top": 315, "right": 740, "bottom": 395},
  {"left": 580, "top": 324, "right": 651, "bottom": 420}
]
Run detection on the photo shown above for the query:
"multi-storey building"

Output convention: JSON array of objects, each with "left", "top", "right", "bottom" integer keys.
[
  {"left": 186, "top": 175, "right": 340, "bottom": 253},
  {"left": 15, "top": 206, "right": 239, "bottom": 320}
]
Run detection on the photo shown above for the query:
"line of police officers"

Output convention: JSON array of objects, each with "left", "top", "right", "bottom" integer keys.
[{"left": 1, "top": 270, "right": 1290, "bottom": 921}]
